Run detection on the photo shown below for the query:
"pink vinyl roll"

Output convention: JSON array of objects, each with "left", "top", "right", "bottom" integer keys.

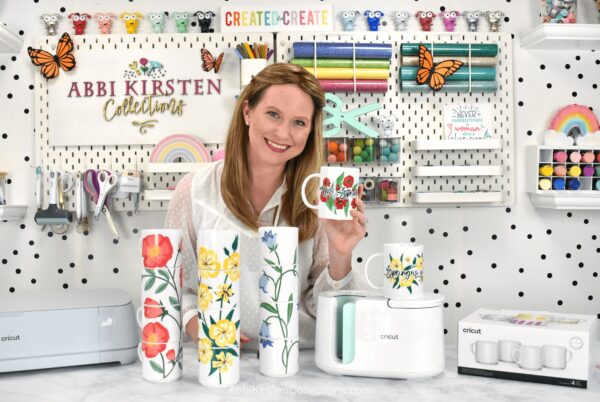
[{"left": 318, "top": 79, "right": 388, "bottom": 93}]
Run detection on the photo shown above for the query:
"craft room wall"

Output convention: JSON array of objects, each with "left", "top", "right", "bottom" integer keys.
[{"left": 1, "top": 0, "right": 599, "bottom": 345}]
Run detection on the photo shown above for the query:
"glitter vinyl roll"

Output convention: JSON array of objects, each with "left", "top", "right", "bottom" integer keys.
[{"left": 293, "top": 42, "right": 393, "bottom": 59}]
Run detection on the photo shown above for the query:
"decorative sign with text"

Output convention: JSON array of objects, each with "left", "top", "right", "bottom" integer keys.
[
  {"left": 443, "top": 103, "right": 493, "bottom": 140},
  {"left": 221, "top": 5, "right": 332, "bottom": 32},
  {"left": 36, "top": 34, "right": 266, "bottom": 146}
]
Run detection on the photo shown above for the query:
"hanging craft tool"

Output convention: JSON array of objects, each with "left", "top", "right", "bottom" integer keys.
[
  {"left": 75, "top": 172, "right": 88, "bottom": 234},
  {"left": 323, "top": 93, "right": 381, "bottom": 138},
  {"left": 84, "top": 169, "right": 120, "bottom": 240},
  {"left": 28, "top": 32, "right": 76, "bottom": 80},
  {"left": 40, "top": 13, "right": 62, "bottom": 35},
  {"left": 93, "top": 171, "right": 117, "bottom": 221},
  {"left": 35, "top": 166, "right": 43, "bottom": 211},
  {"left": 34, "top": 171, "right": 73, "bottom": 232}
]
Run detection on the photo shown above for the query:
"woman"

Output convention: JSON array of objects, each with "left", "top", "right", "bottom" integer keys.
[{"left": 165, "top": 63, "right": 366, "bottom": 351}]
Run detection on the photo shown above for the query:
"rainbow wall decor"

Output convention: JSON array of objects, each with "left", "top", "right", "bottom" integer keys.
[
  {"left": 550, "top": 104, "right": 600, "bottom": 135},
  {"left": 149, "top": 134, "right": 211, "bottom": 163}
]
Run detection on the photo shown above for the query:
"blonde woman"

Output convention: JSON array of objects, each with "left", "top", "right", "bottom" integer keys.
[{"left": 166, "top": 63, "right": 366, "bottom": 351}]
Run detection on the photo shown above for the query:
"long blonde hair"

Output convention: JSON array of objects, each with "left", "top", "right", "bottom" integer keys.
[{"left": 221, "top": 63, "right": 325, "bottom": 243}]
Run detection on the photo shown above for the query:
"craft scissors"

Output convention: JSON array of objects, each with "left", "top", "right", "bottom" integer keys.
[{"left": 83, "top": 169, "right": 120, "bottom": 240}]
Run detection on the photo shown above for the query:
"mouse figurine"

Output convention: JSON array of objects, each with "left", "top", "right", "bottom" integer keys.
[
  {"left": 364, "top": 10, "right": 384, "bottom": 31},
  {"left": 392, "top": 11, "right": 410, "bottom": 31},
  {"left": 440, "top": 10, "right": 460, "bottom": 32},
  {"left": 484, "top": 11, "right": 504, "bottom": 32},
  {"left": 40, "top": 13, "right": 62, "bottom": 35},
  {"left": 463, "top": 10, "right": 482, "bottom": 32},
  {"left": 340, "top": 11, "right": 360, "bottom": 31},
  {"left": 377, "top": 114, "right": 398, "bottom": 137},
  {"left": 416, "top": 11, "right": 436, "bottom": 31}
]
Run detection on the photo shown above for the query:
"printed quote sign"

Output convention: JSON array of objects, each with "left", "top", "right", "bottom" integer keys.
[
  {"left": 221, "top": 5, "right": 332, "bottom": 32},
  {"left": 443, "top": 104, "right": 493, "bottom": 140},
  {"left": 41, "top": 35, "right": 244, "bottom": 146}
]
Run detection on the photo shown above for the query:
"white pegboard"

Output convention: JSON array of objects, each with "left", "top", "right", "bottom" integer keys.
[
  {"left": 33, "top": 32, "right": 273, "bottom": 212},
  {"left": 277, "top": 31, "right": 515, "bottom": 206}
]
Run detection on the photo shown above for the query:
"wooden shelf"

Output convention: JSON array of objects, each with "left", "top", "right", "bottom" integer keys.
[
  {"left": 520, "top": 24, "right": 600, "bottom": 50},
  {"left": 414, "top": 139, "right": 502, "bottom": 151},
  {"left": 414, "top": 165, "right": 503, "bottom": 177}
]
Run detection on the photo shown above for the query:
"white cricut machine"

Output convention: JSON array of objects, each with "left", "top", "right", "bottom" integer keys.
[
  {"left": 0, "top": 288, "right": 138, "bottom": 373},
  {"left": 315, "top": 290, "right": 445, "bottom": 379}
]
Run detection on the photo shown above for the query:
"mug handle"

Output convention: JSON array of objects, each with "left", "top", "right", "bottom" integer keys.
[
  {"left": 301, "top": 173, "right": 320, "bottom": 210},
  {"left": 566, "top": 349, "right": 573, "bottom": 363},
  {"left": 136, "top": 307, "right": 143, "bottom": 328},
  {"left": 364, "top": 253, "right": 383, "bottom": 289},
  {"left": 137, "top": 342, "right": 144, "bottom": 361},
  {"left": 512, "top": 348, "right": 520, "bottom": 364}
]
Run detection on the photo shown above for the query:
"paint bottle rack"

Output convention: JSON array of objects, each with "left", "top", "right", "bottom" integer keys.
[{"left": 527, "top": 145, "right": 600, "bottom": 209}]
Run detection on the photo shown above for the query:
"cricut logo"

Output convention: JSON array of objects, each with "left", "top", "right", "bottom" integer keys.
[
  {"left": 463, "top": 327, "right": 482, "bottom": 334},
  {"left": 380, "top": 334, "right": 399, "bottom": 340},
  {"left": 1, "top": 335, "right": 20, "bottom": 342}
]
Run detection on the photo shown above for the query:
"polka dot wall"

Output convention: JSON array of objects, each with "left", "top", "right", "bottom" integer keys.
[{"left": 0, "top": 0, "right": 599, "bottom": 345}]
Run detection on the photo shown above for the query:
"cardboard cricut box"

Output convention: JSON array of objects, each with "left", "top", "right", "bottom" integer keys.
[{"left": 458, "top": 308, "right": 599, "bottom": 388}]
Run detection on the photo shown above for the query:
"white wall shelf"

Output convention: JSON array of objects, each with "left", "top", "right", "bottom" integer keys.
[
  {"left": 414, "top": 192, "right": 503, "bottom": 204},
  {"left": 145, "top": 163, "right": 204, "bottom": 174},
  {"left": 520, "top": 24, "right": 600, "bottom": 50},
  {"left": 414, "top": 165, "right": 503, "bottom": 177},
  {"left": 413, "top": 139, "right": 502, "bottom": 151},
  {"left": 142, "top": 190, "right": 173, "bottom": 202},
  {"left": 0, "top": 205, "right": 27, "bottom": 221}
]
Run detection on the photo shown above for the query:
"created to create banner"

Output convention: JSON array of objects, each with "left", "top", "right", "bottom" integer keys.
[{"left": 221, "top": 5, "right": 333, "bottom": 32}]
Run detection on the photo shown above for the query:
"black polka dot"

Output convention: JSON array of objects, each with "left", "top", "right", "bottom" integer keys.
[
  {"left": 58, "top": 268, "right": 63, "bottom": 274},
  {"left": 384, "top": 214, "right": 389, "bottom": 219},
  {"left": 10, "top": 56, "right": 16, "bottom": 61},
  {"left": 450, "top": 259, "right": 455, "bottom": 264},
  {"left": 540, "top": 64, "right": 545, "bottom": 70},
  {"left": 565, "top": 64, "right": 571, "bottom": 69},
  {"left": 31, "top": 278, "right": 36, "bottom": 284},
  {"left": 113, "top": 267, "right": 119, "bottom": 273},
  {"left": 428, "top": 228, "right": 434, "bottom": 234},
  {"left": 567, "top": 212, "right": 573, "bottom": 217},
  {"left": 113, "top": 239, "right": 119, "bottom": 244},
  {"left": 518, "top": 291, "right": 524, "bottom": 297},
  {"left": 1, "top": 133, "right": 6, "bottom": 139},
  {"left": 9, "top": 287, "right": 15, "bottom": 293},
  {"left": 81, "top": 278, "right": 87, "bottom": 284},
  {"left": 476, "top": 287, "right": 482, "bottom": 292},
  {"left": 127, "top": 211, "right": 133, "bottom": 217},
  {"left": 546, "top": 83, "right": 552, "bottom": 89},
  {"left": 357, "top": 257, "right": 363, "bottom": 263},
  {"left": 546, "top": 229, "right": 552, "bottom": 235},
  {"left": 13, "top": 74, "right": 19, "bottom": 80},
  {"left": 433, "top": 289, "right": 439, "bottom": 293},
  {"left": 455, "top": 302, "right": 461, "bottom": 308},
  {"left": 440, "top": 6, "right": 446, "bottom": 11},
  {"left": 1, "top": 259, "right": 6, "bottom": 264},
  {"left": 34, "top": 253, "right": 39, "bottom": 259},
  {"left": 88, "top": 254, "right": 94, "bottom": 260},
  {"left": 410, "top": 237, "right": 415, "bottom": 242},
  {"left": 572, "top": 281, "right": 578, "bottom": 286},
  {"left": 566, "top": 253, "right": 571, "bottom": 259},
  {"left": 18, "top": 30, "right": 24, "bottom": 36},
  {"left": 47, "top": 231, "right": 53, "bottom": 237},
  {"left": 460, "top": 274, "right": 466, "bottom": 279},
  {"left": 557, "top": 300, "right": 563, "bottom": 306},
  {"left": 541, "top": 254, "right": 546, "bottom": 260},
  {"left": 572, "top": 92, "right": 578, "bottom": 97},
  {"left": 23, "top": 109, "right": 29, "bottom": 114},
  {"left": 439, "top": 265, "right": 444, "bottom": 270},
  {"left": 491, "top": 234, "right": 497, "bottom": 240},
  {"left": 444, "top": 329, "right": 448, "bottom": 335},
  {"left": 60, "top": 7, "right": 66, "bottom": 12},
  {"left": 491, "top": 263, "right": 497, "bottom": 269},
  {"left": 503, "top": 16, "right": 509, "bottom": 22},
  {"left": 63, "top": 283, "right": 68, "bottom": 289},
  {"left": 527, "top": 130, "right": 532, "bottom": 136},
  {"left": 584, "top": 219, "right": 589, "bottom": 224},
  {"left": 518, "top": 77, "right": 523, "bottom": 82},
  {"left": 0, "top": 65, "right": 5, "bottom": 70},
  {"left": 527, "top": 234, "right": 532, "bottom": 239},
  {"left": 133, "top": 228, "right": 139, "bottom": 234},
  {"left": 576, "top": 244, "right": 582, "bottom": 249},
  {"left": 463, "top": 226, "right": 468, "bottom": 232},
  {"left": 426, "top": 208, "right": 432, "bottom": 214},
  {"left": 511, "top": 224, "right": 516, "bottom": 230},
  {"left": 593, "top": 272, "right": 598, "bottom": 277},
  {"left": 20, "top": 224, "right": 25, "bottom": 229},
  {"left": 589, "top": 295, "right": 594, "bottom": 301},
  {"left": 28, "top": 240, "right": 34, "bottom": 246},
  {"left": 62, "top": 235, "right": 67, "bottom": 240},
  {"left": 519, "top": 268, "right": 524, "bottom": 273},
  {"left": 28, "top": 84, "right": 34, "bottom": 90},
  {"left": 7, "top": 93, "right": 12, "bottom": 99},
  {"left": 518, "top": 101, "right": 524, "bottom": 107},
  {"left": 24, "top": 156, "right": 30, "bottom": 162},
  {"left": 505, "top": 207, "right": 511, "bottom": 213},
  {"left": 12, "top": 250, "right": 18, "bottom": 255},
  {"left": 547, "top": 273, "right": 553, "bottom": 278},
  {"left": 401, "top": 221, "right": 407, "bottom": 226},
  {"left": 578, "top": 74, "right": 583, "bottom": 79},
  {"left": 443, "top": 280, "right": 449, "bottom": 285},
  {"left": 467, "top": 250, "right": 473, "bottom": 256},
  {"left": 594, "top": 84, "right": 598, "bottom": 89},
  {"left": 579, "top": 262, "right": 584, "bottom": 268},
  {"left": 70, "top": 262, "right": 75, "bottom": 268}
]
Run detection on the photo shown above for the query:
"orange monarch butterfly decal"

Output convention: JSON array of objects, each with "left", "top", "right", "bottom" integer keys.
[
  {"left": 416, "top": 44, "right": 463, "bottom": 91},
  {"left": 28, "top": 32, "right": 76, "bottom": 80},
  {"left": 201, "top": 48, "right": 224, "bottom": 74}
]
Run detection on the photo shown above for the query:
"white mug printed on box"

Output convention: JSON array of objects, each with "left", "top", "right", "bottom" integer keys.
[
  {"left": 138, "top": 340, "right": 182, "bottom": 383},
  {"left": 543, "top": 345, "right": 572, "bottom": 369},
  {"left": 140, "top": 229, "right": 183, "bottom": 269},
  {"left": 198, "top": 342, "right": 240, "bottom": 388},
  {"left": 301, "top": 166, "right": 359, "bottom": 220},
  {"left": 512, "top": 345, "right": 543, "bottom": 370},
  {"left": 364, "top": 243, "right": 424, "bottom": 299},
  {"left": 471, "top": 340, "right": 499, "bottom": 365},
  {"left": 259, "top": 337, "right": 299, "bottom": 377},
  {"left": 499, "top": 340, "right": 521, "bottom": 362}
]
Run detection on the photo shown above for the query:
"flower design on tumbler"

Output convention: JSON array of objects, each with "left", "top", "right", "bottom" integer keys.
[
  {"left": 416, "top": 256, "right": 423, "bottom": 270},
  {"left": 142, "top": 234, "right": 173, "bottom": 268},
  {"left": 209, "top": 319, "right": 237, "bottom": 347},
  {"left": 216, "top": 283, "right": 233, "bottom": 303},
  {"left": 400, "top": 273, "right": 414, "bottom": 288},
  {"left": 319, "top": 172, "right": 358, "bottom": 218},
  {"left": 142, "top": 322, "right": 170, "bottom": 358},
  {"left": 259, "top": 320, "right": 272, "bottom": 339},
  {"left": 259, "top": 274, "right": 269, "bottom": 294},
  {"left": 198, "top": 247, "right": 221, "bottom": 278},
  {"left": 260, "top": 230, "right": 277, "bottom": 251},
  {"left": 224, "top": 252, "right": 240, "bottom": 282},
  {"left": 212, "top": 351, "right": 234, "bottom": 373},
  {"left": 198, "top": 338, "right": 213, "bottom": 364},
  {"left": 143, "top": 297, "right": 165, "bottom": 319},
  {"left": 198, "top": 283, "right": 213, "bottom": 312},
  {"left": 166, "top": 349, "right": 176, "bottom": 362}
]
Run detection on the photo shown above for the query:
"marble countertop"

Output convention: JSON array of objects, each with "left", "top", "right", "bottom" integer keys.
[{"left": 0, "top": 345, "right": 599, "bottom": 402}]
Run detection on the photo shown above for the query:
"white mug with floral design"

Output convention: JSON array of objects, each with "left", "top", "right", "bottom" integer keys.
[
  {"left": 258, "top": 227, "right": 298, "bottom": 267},
  {"left": 197, "top": 230, "right": 240, "bottom": 271},
  {"left": 301, "top": 166, "right": 360, "bottom": 221},
  {"left": 198, "top": 271, "right": 241, "bottom": 312},
  {"left": 364, "top": 243, "right": 424, "bottom": 299},
  {"left": 259, "top": 337, "right": 299, "bottom": 377},
  {"left": 198, "top": 344, "right": 240, "bottom": 387},
  {"left": 138, "top": 340, "right": 183, "bottom": 383},
  {"left": 136, "top": 299, "right": 182, "bottom": 341}
]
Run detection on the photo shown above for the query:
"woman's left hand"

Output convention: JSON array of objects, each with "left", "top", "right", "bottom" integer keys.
[{"left": 322, "top": 185, "right": 367, "bottom": 280}]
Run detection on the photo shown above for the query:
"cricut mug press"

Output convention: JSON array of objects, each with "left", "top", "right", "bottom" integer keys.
[{"left": 315, "top": 290, "right": 445, "bottom": 379}]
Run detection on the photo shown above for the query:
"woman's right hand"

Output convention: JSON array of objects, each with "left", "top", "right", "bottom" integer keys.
[{"left": 185, "top": 316, "right": 251, "bottom": 348}]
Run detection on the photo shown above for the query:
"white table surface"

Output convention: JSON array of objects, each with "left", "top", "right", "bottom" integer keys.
[{"left": 0, "top": 344, "right": 599, "bottom": 402}]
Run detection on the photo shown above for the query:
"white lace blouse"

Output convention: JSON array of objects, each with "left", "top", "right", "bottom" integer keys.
[{"left": 165, "top": 160, "right": 356, "bottom": 351}]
